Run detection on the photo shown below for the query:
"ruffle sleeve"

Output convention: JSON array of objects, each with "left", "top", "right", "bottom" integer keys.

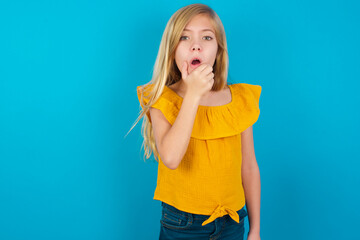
[
  {"left": 136, "top": 83, "right": 261, "bottom": 139},
  {"left": 136, "top": 84, "right": 180, "bottom": 124}
]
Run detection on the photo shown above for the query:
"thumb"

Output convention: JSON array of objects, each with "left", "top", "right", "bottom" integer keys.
[{"left": 181, "top": 61, "right": 188, "bottom": 80}]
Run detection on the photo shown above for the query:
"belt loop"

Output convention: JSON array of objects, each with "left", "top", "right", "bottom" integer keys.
[{"left": 187, "top": 211, "right": 193, "bottom": 224}]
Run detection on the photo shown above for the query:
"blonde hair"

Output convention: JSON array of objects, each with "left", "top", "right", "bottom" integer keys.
[{"left": 126, "top": 3, "right": 229, "bottom": 162}]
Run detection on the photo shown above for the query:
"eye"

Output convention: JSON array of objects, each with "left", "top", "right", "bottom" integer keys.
[{"left": 179, "top": 35, "right": 214, "bottom": 41}]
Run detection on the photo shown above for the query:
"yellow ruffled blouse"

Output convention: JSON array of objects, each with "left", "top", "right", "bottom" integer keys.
[{"left": 136, "top": 83, "right": 262, "bottom": 226}]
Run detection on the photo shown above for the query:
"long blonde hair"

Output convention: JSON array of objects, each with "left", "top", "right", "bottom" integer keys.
[{"left": 126, "top": 3, "right": 229, "bottom": 162}]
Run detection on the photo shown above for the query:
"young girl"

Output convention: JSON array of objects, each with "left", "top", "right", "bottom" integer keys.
[{"left": 130, "top": 3, "right": 261, "bottom": 240}]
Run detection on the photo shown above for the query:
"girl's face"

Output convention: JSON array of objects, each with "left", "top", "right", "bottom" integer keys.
[{"left": 175, "top": 14, "right": 218, "bottom": 74}]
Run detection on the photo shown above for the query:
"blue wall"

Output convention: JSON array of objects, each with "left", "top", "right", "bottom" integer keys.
[{"left": 0, "top": 0, "right": 359, "bottom": 239}]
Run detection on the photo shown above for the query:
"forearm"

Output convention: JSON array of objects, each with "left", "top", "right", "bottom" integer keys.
[
  {"left": 162, "top": 93, "right": 200, "bottom": 169},
  {"left": 242, "top": 163, "right": 261, "bottom": 233}
]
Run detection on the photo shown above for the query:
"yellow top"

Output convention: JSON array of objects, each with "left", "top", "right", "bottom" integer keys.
[{"left": 136, "top": 83, "right": 262, "bottom": 226}]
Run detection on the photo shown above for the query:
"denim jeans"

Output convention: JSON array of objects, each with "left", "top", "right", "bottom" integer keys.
[{"left": 159, "top": 202, "right": 248, "bottom": 240}]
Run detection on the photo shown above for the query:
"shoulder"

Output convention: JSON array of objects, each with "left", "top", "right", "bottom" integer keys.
[
  {"left": 137, "top": 83, "right": 166, "bottom": 106},
  {"left": 136, "top": 83, "right": 181, "bottom": 124},
  {"left": 137, "top": 83, "right": 179, "bottom": 101},
  {"left": 230, "top": 83, "right": 262, "bottom": 105},
  {"left": 230, "top": 83, "right": 262, "bottom": 95},
  {"left": 136, "top": 83, "right": 155, "bottom": 100}
]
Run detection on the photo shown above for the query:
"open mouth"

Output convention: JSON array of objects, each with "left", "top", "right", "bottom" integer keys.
[{"left": 191, "top": 58, "right": 201, "bottom": 66}]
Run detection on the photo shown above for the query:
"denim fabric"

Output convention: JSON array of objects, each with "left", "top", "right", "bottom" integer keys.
[{"left": 159, "top": 202, "right": 248, "bottom": 240}]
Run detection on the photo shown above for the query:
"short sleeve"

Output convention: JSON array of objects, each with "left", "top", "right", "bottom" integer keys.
[
  {"left": 136, "top": 84, "right": 181, "bottom": 124},
  {"left": 247, "top": 84, "right": 261, "bottom": 107},
  {"left": 232, "top": 83, "right": 262, "bottom": 130}
]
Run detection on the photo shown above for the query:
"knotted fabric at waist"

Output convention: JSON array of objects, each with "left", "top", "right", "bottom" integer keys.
[{"left": 201, "top": 204, "right": 240, "bottom": 226}]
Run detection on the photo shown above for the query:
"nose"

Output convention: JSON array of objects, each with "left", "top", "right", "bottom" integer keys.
[{"left": 191, "top": 41, "right": 201, "bottom": 51}]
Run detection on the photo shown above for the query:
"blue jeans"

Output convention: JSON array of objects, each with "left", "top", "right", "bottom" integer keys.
[{"left": 159, "top": 202, "right": 248, "bottom": 240}]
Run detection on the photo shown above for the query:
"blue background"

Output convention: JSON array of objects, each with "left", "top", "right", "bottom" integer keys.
[{"left": 1, "top": 0, "right": 359, "bottom": 239}]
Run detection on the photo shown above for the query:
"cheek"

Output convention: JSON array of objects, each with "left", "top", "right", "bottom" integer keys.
[
  {"left": 175, "top": 45, "right": 186, "bottom": 58},
  {"left": 212, "top": 43, "right": 218, "bottom": 57},
  {"left": 206, "top": 47, "right": 217, "bottom": 64},
  {"left": 175, "top": 46, "right": 186, "bottom": 65}
]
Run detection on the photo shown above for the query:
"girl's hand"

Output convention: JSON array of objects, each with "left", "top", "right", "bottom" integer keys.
[
  {"left": 180, "top": 61, "right": 214, "bottom": 99},
  {"left": 247, "top": 231, "right": 261, "bottom": 240}
]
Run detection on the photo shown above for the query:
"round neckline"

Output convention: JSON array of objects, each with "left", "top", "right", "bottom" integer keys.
[{"left": 164, "top": 84, "right": 234, "bottom": 108}]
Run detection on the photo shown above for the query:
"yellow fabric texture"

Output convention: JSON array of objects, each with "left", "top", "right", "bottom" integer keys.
[{"left": 136, "top": 83, "right": 261, "bottom": 226}]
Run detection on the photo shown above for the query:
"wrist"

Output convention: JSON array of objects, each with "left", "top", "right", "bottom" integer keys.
[
  {"left": 249, "top": 227, "right": 260, "bottom": 235},
  {"left": 184, "top": 92, "right": 201, "bottom": 104}
]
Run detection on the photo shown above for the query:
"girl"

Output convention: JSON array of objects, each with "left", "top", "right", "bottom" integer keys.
[{"left": 129, "top": 3, "right": 261, "bottom": 240}]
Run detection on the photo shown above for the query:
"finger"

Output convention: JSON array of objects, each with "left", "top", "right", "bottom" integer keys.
[
  {"left": 194, "top": 63, "right": 208, "bottom": 73},
  {"left": 206, "top": 71, "right": 214, "bottom": 78},
  {"left": 206, "top": 74, "right": 214, "bottom": 82},
  {"left": 200, "top": 64, "right": 213, "bottom": 75},
  {"left": 205, "top": 71, "right": 214, "bottom": 81},
  {"left": 181, "top": 61, "right": 188, "bottom": 80}
]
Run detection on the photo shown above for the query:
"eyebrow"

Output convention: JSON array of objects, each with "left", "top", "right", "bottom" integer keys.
[{"left": 183, "top": 28, "right": 215, "bottom": 33}]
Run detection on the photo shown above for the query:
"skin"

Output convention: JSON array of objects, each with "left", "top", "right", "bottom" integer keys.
[
  {"left": 175, "top": 16, "right": 217, "bottom": 74},
  {"left": 150, "top": 13, "right": 261, "bottom": 239},
  {"left": 241, "top": 125, "right": 262, "bottom": 239},
  {"left": 173, "top": 13, "right": 218, "bottom": 99}
]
